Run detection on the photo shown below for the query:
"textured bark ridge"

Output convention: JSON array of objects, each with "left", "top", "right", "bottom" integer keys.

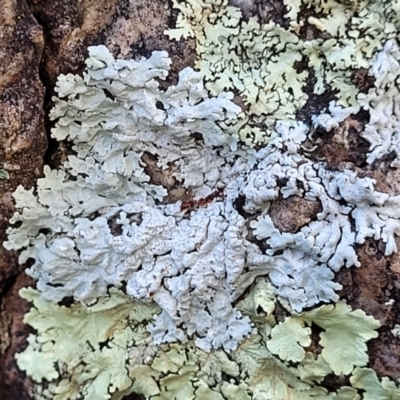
[
  {"left": 0, "top": 1, "right": 46, "bottom": 398},
  {"left": 0, "top": 0, "right": 46, "bottom": 294},
  {"left": 1, "top": 0, "right": 400, "bottom": 399}
]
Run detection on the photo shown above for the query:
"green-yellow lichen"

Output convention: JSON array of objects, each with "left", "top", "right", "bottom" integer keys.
[
  {"left": 17, "top": 281, "right": 384, "bottom": 399},
  {"left": 166, "top": 0, "right": 399, "bottom": 145}
]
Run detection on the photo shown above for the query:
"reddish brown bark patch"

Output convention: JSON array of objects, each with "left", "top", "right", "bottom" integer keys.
[
  {"left": 269, "top": 195, "right": 322, "bottom": 233},
  {"left": 27, "top": 0, "right": 120, "bottom": 86},
  {"left": 141, "top": 152, "right": 193, "bottom": 205},
  {"left": 351, "top": 68, "right": 375, "bottom": 94},
  {"left": 308, "top": 114, "right": 370, "bottom": 169}
]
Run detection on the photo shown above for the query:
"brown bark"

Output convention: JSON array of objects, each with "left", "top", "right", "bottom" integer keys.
[{"left": 0, "top": 0, "right": 46, "bottom": 397}]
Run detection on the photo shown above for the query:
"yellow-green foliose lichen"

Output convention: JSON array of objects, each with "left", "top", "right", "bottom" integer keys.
[
  {"left": 166, "top": 0, "right": 399, "bottom": 145},
  {"left": 17, "top": 281, "right": 385, "bottom": 399}
]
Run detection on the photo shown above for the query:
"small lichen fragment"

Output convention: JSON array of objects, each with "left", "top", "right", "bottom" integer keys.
[{"left": 0, "top": 169, "right": 9, "bottom": 179}]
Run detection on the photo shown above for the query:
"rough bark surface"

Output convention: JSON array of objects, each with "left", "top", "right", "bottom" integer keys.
[
  {"left": 0, "top": 0, "right": 46, "bottom": 398},
  {"left": 0, "top": 0, "right": 399, "bottom": 399}
]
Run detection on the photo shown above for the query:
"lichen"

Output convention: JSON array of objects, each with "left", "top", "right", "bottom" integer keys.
[
  {"left": 166, "top": 0, "right": 400, "bottom": 146},
  {"left": 5, "top": 0, "right": 400, "bottom": 398},
  {"left": 16, "top": 283, "right": 380, "bottom": 400},
  {"left": 0, "top": 168, "right": 9, "bottom": 179},
  {"left": 358, "top": 38, "right": 400, "bottom": 166},
  {"left": 4, "top": 46, "right": 257, "bottom": 351}
]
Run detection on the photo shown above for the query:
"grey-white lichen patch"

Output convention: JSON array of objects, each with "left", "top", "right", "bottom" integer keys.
[
  {"left": 6, "top": 40, "right": 400, "bottom": 348},
  {"left": 5, "top": 45, "right": 276, "bottom": 352},
  {"left": 4, "top": 45, "right": 258, "bottom": 351},
  {"left": 359, "top": 39, "right": 400, "bottom": 166},
  {"left": 234, "top": 116, "right": 400, "bottom": 310}
]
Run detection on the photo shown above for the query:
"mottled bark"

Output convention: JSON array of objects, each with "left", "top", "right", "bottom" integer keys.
[{"left": 0, "top": 0, "right": 45, "bottom": 397}]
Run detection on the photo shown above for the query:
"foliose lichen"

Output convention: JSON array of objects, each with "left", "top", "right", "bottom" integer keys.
[
  {"left": 166, "top": 0, "right": 400, "bottom": 146},
  {"left": 5, "top": 0, "right": 400, "bottom": 398},
  {"left": 16, "top": 282, "right": 385, "bottom": 400}
]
